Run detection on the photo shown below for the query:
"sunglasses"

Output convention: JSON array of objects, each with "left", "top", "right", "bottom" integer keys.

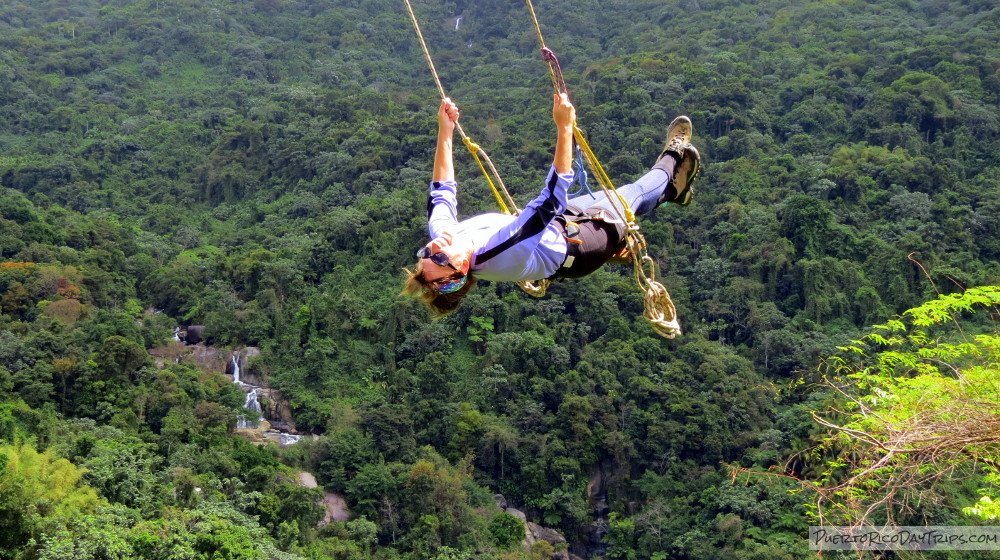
[
  {"left": 417, "top": 247, "right": 467, "bottom": 293},
  {"left": 416, "top": 247, "right": 460, "bottom": 271}
]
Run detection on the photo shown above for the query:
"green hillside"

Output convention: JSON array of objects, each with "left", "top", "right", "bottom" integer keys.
[{"left": 1, "top": 0, "right": 998, "bottom": 558}]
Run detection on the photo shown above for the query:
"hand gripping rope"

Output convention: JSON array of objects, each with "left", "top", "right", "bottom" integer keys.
[
  {"left": 402, "top": 0, "right": 518, "bottom": 217},
  {"left": 403, "top": 0, "right": 561, "bottom": 300}
]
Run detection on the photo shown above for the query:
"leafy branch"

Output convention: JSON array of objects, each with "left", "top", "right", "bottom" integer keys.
[{"left": 734, "top": 287, "right": 1000, "bottom": 529}]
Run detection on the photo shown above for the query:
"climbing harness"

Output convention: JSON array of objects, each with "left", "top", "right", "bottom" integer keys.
[
  {"left": 523, "top": 0, "right": 681, "bottom": 338},
  {"left": 404, "top": 0, "right": 681, "bottom": 338}
]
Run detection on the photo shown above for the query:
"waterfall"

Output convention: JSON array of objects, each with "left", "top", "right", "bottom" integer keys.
[
  {"left": 231, "top": 349, "right": 258, "bottom": 428},
  {"left": 454, "top": 15, "right": 462, "bottom": 30},
  {"left": 231, "top": 353, "right": 242, "bottom": 385},
  {"left": 172, "top": 327, "right": 181, "bottom": 342},
  {"left": 590, "top": 495, "right": 610, "bottom": 556},
  {"left": 230, "top": 348, "right": 301, "bottom": 445},
  {"left": 585, "top": 470, "right": 610, "bottom": 557},
  {"left": 237, "top": 388, "right": 264, "bottom": 429}
]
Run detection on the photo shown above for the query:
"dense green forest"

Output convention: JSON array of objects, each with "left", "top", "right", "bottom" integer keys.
[{"left": 1, "top": 0, "right": 998, "bottom": 558}]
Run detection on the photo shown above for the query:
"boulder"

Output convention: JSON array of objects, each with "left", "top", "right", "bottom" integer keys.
[
  {"left": 234, "top": 421, "right": 271, "bottom": 445},
  {"left": 189, "top": 344, "right": 228, "bottom": 373},
  {"left": 242, "top": 346, "right": 261, "bottom": 360},
  {"left": 506, "top": 507, "right": 527, "bottom": 524},
  {"left": 296, "top": 471, "right": 351, "bottom": 526},
  {"left": 493, "top": 494, "right": 508, "bottom": 509},
  {"left": 149, "top": 342, "right": 228, "bottom": 373},
  {"left": 525, "top": 522, "right": 564, "bottom": 550},
  {"left": 259, "top": 387, "right": 295, "bottom": 430},
  {"left": 493, "top": 497, "right": 583, "bottom": 560},
  {"left": 525, "top": 522, "right": 582, "bottom": 560},
  {"left": 184, "top": 325, "right": 205, "bottom": 345},
  {"left": 236, "top": 346, "right": 264, "bottom": 385}
]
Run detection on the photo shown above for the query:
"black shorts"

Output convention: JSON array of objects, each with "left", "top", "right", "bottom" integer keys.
[{"left": 550, "top": 212, "right": 626, "bottom": 279}]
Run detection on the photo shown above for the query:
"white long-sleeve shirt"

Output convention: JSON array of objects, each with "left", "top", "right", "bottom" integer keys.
[{"left": 424, "top": 166, "right": 575, "bottom": 282}]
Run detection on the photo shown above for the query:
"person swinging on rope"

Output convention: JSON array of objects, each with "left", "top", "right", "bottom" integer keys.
[{"left": 403, "top": 93, "right": 701, "bottom": 317}]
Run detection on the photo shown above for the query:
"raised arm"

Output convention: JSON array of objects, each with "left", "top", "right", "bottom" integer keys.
[
  {"left": 428, "top": 98, "right": 462, "bottom": 239},
  {"left": 552, "top": 92, "right": 575, "bottom": 175},
  {"left": 471, "top": 97, "right": 576, "bottom": 266},
  {"left": 432, "top": 98, "right": 460, "bottom": 182}
]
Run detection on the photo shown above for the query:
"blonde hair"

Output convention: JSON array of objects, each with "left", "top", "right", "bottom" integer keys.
[{"left": 401, "top": 261, "right": 477, "bottom": 318}]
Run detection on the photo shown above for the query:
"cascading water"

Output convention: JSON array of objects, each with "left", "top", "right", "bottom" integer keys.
[
  {"left": 277, "top": 433, "right": 302, "bottom": 445},
  {"left": 229, "top": 349, "right": 300, "bottom": 444},
  {"left": 590, "top": 495, "right": 610, "bottom": 557},
  {"left": 583, "top": 470, "right": 610, "bottom": 558},
  {"left": 231, "top": 349, "right": 261, "bottom": 428},
  {"left": 231, "top": 354, "right": 242, "bottom": 385},
  {"left": 237, "top": 388, "right": 264, "bottom": 429}
]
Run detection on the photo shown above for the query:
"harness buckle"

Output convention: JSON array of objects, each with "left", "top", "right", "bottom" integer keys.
[{"left": 564, "top": 221, "right": 584, "bottom": 244}]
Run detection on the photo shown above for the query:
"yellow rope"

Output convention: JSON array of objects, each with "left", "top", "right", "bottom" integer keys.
[
  {"left": 403, "top": 0, "right": 681, "bottom": 337},
  {"left": 402, "top": 0, "right": 517, "bottom": 216},
  {"left": 523, "top": 0, "right": 681, "bottom": 338},
  {"left": 625, "top": 226, "right": 681, "bottom": 338},
  {"left": 463, "top": 138, "right": 512, "bottom": 215},
  {"left": 573, "top": 127, "right": 635, "bottom": 224},
  {"left": 525, "top": 0, "right": 560, "bottom": 98},
  {"left": 523, "top": 0, "right": 633, "bottom": 224}
]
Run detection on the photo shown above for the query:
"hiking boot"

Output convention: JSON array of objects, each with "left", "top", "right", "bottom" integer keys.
[
  {"left": 658, "top": 115, "right": 693, "bottom": 161},
  {"left": 667, "top": 143, "right": 701, "bottom": 206}
]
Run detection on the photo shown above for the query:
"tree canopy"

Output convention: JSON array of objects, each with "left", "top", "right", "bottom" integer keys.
[{"left": 1, "top": 0, "right": 998, "bottom": 558}]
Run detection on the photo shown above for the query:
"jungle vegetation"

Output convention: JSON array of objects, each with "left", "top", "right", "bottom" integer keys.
[{"left": 1, "top": 0, "right": 998, "bottom": 558}]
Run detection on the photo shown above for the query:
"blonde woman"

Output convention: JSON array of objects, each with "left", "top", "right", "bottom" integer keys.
[{"left": 404, "top": 94, "right": 700, "bottom": 316}]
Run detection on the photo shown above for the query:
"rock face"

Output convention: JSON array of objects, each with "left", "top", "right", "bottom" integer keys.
[
  {"left": 583, "top": 467, "right": 610, "bottom": 559},
  {"left": 258, "top": 387, "right": 296, "bottom": 431},
  {"left": 297, "top": 471, "right": 351, "bottom": 526},
  {"left": 225, "top": 347, "right": 296, "bottom": 432},
  {"left": 149, "top": 341, "right": 299, "bottom": 438},
  {"left": 493, "top": 495, "right": 584, "bottom": 560},
  {"left": 235, "top": 419, "right": 272, "bottom": 444},
  {"left": 525, "top": 523, "right": 577, "bottom": 560},
  {"left": 149, "top": 340, "right": 228, "bottom": 373},
  {"left": 228, "top": 347, "right": 263, "bottom": 385}
]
